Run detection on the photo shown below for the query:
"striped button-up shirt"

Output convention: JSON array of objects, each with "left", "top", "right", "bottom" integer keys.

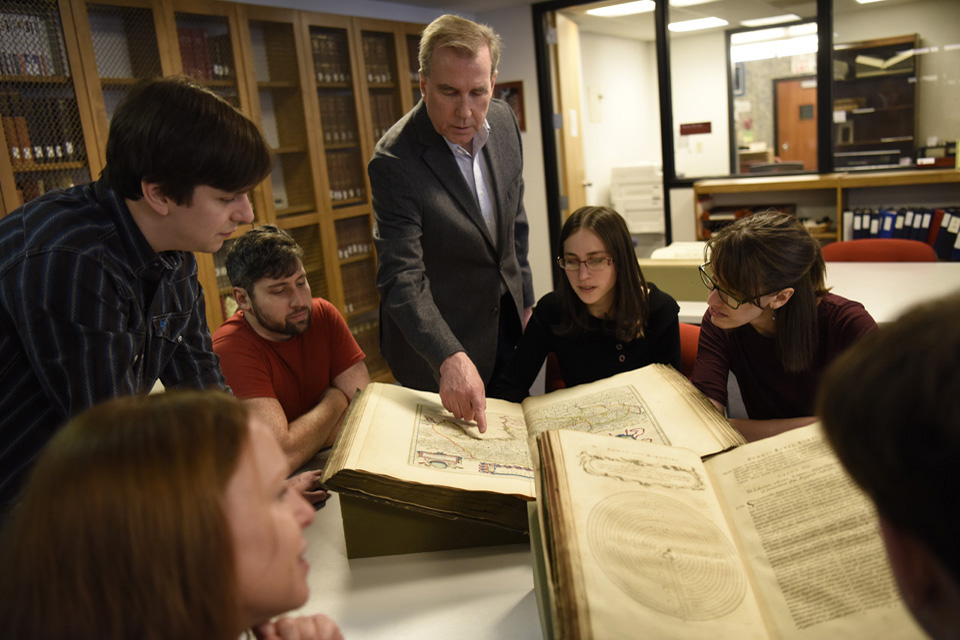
[{"left": 0, "top": 178, "right": 226, "bottom": 506}]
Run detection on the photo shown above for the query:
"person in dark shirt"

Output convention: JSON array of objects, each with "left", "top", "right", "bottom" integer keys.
[
  {"left": 819, "top": 295, "right": 960, "bottom": 640},
  {"left": 691, "top": 211, "right": 876, "bottom": 441},
  {"left": 491, "top": 206, "right": 680, "bottom": 402},
  {"left": 0, "top": 75, "right": 272, "bottom": 511}
]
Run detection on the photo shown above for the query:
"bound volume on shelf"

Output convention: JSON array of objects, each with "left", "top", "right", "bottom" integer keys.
[
  {"left": 321, "top": 364, "right": 745, "bottom": 536},
  {"left": 530, "top": 425, "right": 925, "bottom": 640}
]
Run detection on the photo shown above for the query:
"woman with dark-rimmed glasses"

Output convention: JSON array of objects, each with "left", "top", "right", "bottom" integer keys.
[
  {"left": 691, "top": 211, "right": 877, "bottom": 442},
  {"left": 490, "top": 206, "right": 681, "bottom": 402}
]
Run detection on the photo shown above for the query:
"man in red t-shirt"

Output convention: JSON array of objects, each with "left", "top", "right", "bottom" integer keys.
[{"left": 213, "top": 225, "right": 369, "bottom": 477}]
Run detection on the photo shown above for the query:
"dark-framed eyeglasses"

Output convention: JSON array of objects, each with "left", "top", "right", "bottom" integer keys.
[
  {"left": 699, "top": 262, "right": 750, "bottom": 310},
  {"left": 557, "top": 256, "right": 613, "bottom": 272}
]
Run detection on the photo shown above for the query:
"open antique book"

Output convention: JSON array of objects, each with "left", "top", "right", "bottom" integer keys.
[
  {"left": 321, "top": 364, "right": 744, "bottom": 532},
  {"left": 531, "top": 424, "right": 926, "bottom": 639}
]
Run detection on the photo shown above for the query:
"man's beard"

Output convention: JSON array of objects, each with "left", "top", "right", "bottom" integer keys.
[{"left": 251, "top": 305, "right": 312, "bottom": 337}]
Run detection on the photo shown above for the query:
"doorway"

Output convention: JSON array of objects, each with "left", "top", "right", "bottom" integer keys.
[{"left": 774, "top": 76, "right": 818, "bottom": 171}]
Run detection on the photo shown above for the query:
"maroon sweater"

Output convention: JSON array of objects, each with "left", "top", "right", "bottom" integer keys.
[{"left": 691, "top": 294, "right": 877, "bottom": 420}]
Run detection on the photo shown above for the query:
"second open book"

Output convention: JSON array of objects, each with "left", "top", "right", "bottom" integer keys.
[
  {"left": 321, "top": 364, "right": 744, "bottom": 531},
  {"left": 531, "top": 424, "right": 925, "bottom": 639}
]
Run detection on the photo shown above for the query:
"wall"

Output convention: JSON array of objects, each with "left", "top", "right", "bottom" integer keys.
[
  {"left": 578, "top": 32, "right": 661, "bottom": 207},
  {"left": 669, "top": 30, "right": 730, "bottom": 179}
]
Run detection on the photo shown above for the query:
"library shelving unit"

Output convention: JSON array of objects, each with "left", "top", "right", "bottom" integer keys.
[
  {"left": 0, "top": 0, "right": 99, "bottom": 214},
  {"left": 693, "top": 169, "right": 960, "bottom": 242},
  {"left": 402, "top": 21, "right": 421, "bottom": 106},
  {"left": 71, "top": 0, "right": 172, "bottom": 171},
  {"left": 832, "top": 35, "right": 917, "bottom": 171}
]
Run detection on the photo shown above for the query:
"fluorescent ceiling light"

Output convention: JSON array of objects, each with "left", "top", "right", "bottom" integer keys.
[
  {"left": 731, "top": 35, "right": 818, "bottom": 62},
  {"left": 787, "top": 22, "right": 817, "bottom": 36},
  {"left": 668, "top": 16, "right": 728, "bottom": 32},
  {"left": 741, "top": 14, "right": 801, "bottom": 27},
  {"left": 586, "top": 1, "right": 655, "bottom": 17},
  {"left": 669, "top": 0, "right": 719, "bottom": 6},
  {"left": 731, "top": 27, "right": 786, "bottom": 44}
]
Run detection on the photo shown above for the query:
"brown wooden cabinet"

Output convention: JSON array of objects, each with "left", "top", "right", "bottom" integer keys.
[
  {"left": 0, "top": 0, "right": 425, "bottom": 382},
  {"left": 0, "top": 0, "right": 100, "bottom": 213}
]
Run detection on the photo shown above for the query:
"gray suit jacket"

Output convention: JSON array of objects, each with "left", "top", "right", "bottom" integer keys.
[{"left": 369, "top": 99, "right": 534, "bottom": 391}]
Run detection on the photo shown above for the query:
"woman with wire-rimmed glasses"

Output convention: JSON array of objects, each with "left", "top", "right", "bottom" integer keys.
[
  {"left": 489, "top": 206, "right": 681, "bottom": 402},
  {"left": 691, "top": 211, "right": 877, "bottom": 442}
]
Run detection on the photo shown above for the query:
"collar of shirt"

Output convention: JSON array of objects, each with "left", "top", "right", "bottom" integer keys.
[
  {"left": 95, "top": 177, "right": 182, "bottom": 280},
  {"left": 442, "top": 118, "right": 491, "bottom": 157}
]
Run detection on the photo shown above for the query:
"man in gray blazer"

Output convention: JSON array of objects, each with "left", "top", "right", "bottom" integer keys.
[{"left": 369, "top": 15, "right": 534, "bottom": 433}]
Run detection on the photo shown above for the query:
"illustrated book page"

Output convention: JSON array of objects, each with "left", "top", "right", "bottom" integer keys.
[
  {"left": 534, "top": 428, "right": 769, "bottom": 639},
  {"left": 322, "top": 364, "right": 744, "bottom": 531}
]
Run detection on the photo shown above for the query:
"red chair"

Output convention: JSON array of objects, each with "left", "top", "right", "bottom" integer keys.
[
  {"left": 678, "top": 322, "right": 700, "bottom": 379},
  {"left": 545, "top": 352, "right": 565, "bottom": 392},
  {"left": 821, "top": 238, "right": 937, "bottom": 262}
]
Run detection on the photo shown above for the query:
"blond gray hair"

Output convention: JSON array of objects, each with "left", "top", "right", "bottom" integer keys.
[{"left": 419, "top": 14, "right": 501, "bottom": 80}]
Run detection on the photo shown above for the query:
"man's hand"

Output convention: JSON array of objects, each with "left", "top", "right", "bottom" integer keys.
[
  {"left": 438, "top": 351, "right": 487, "bottom": 433},
  {"left": 253, "top": 614, "right": 343, "bottom": 640},
  {"left": 287, "top": 469, "right": 328, "bottom": 507}
]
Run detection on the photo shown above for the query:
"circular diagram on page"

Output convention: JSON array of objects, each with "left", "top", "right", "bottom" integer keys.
[{"left": 587, "top": 491, "right": 747, "bottom": 620}]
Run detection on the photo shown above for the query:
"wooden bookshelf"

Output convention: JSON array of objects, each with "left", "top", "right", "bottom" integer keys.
[
  {"left": 0, "top": 0, "right": 99, "bottom": 213},
  {"left": 693, "top": 169, "right": 960, "bottom": 241}
]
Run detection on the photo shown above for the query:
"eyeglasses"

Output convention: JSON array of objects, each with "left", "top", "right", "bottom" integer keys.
[
  {"left": 699, "top": 262, "right": 750, "bottom": 310},
  {"left": 557, "top": 256, "right": 613, "bottom": 272},
  {"left": 699, "top": 262, "right": 782, "bottom": 310}
]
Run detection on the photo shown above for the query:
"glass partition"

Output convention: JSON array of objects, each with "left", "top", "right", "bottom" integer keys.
[{"left": 833, "top": 0, "right": 959, "bottom": 172}]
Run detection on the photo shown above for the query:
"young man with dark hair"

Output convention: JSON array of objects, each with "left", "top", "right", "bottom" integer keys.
[
  {"left": 0, "top": 75, "right": 272, "bottom": 509},
  {"left": 213, "top": 225, "right": 370, "bottom": 471},
  {"left": 818, "top": 294, "right": 960, "bottom": 639}
]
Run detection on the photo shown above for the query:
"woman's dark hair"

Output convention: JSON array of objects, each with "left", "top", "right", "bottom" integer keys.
[
  {"left": 0, "top": 391, "right": 250, "bottom": 640},
  {"left": 102, "top": 75, "right": 272, "bottom": 205},
  {"left": 706, "top": 211, "right": 828, "bottom": 372},
  {"left": 556, "top": 206, "right": 650, "bottom": 341},
  {"left": 225, "top": 224, "right": 304, "bottom": 295}
]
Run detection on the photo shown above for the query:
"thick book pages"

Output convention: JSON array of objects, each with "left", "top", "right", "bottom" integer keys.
[
  {"left": 322, "top": 364, "right": 744, "bottom": 533},
  {"left": 533, "top": 425, "right": 926, "bottom": 639}
]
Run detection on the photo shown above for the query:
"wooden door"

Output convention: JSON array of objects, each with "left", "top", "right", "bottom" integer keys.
[
  {"left": 554, "top": 12, "right": 585, "bottom": 217},
  {"left": 775, "top": 76, "right": 817, "bottom": 171}
]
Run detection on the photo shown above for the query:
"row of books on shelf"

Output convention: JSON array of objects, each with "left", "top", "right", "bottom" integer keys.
[
  {"left": 318, "top": 94, "right": 359, "bottom": 144},
  {"left": 341, "top": 259, "right": 377, "bottom": 313},
  {"left": 177, "top": 27, "right": 232, "bottom": 82},
  {"left": 0, "top": 13, "right": 64, "bottom": 77},
  {"left": 311, "top": 31, "right": 351, "bottom": 84},
  {"left": 361, "top": 35, "right": 394, "bottom": 84},
  {"left": 369, "top": 92, "right": 401, "bottom": 141},
  {"left": 405, "top": 37, "right": 419, "bottom": 84},
  {"left": 16, "top": 170, "right": 82, "bottom": 204},
  {"left": 842, "top": 206, "right": 960, "bottom": 260},
  {"left": 2, "top": 92, "right": 81, "bottom": 167},
  {"left": 336, "top": 219, "right": 372, "bottom": 260},
  {"left": 327, "top": 152, "right": 365, "bottom": 202}
]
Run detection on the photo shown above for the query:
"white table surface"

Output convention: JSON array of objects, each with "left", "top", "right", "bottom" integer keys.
[
  {"left": 290, "top": 490, "right": 542, "bottom": 640},
  {"left": 678, "top": 261, "right": 960, "bottom": 324}
]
